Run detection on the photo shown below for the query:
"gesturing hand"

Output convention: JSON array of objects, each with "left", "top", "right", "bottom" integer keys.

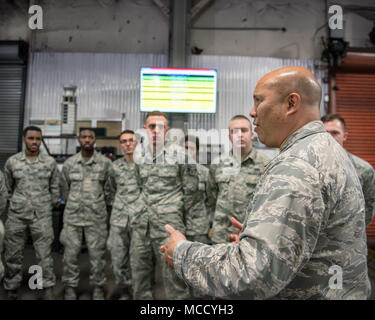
[
  {"left": 228, "top": 217, "right": 243, "bottom": 243},
  {"left": 160, "top": 224, "right": 186, "bottom": 269}
]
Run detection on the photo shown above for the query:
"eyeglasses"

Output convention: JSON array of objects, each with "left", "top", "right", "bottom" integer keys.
[{"left": 120, "top": 139, "right": 134, "bottom": 144}]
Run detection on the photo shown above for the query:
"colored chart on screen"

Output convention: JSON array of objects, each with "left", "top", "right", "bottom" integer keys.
[{"left": 140, "top": 67, "right": 217, "bottom": 113}]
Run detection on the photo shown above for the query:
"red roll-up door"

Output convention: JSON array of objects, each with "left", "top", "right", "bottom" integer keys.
[{"left": 335, "top": 72, "right": 375, "bottom": 238}]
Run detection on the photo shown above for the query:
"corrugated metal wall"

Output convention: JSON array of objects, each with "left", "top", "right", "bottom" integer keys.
[
  {"left": 0, "top": 65, "right": 27, "bottom": 169},
  {"left": 25, "top": 52, "right": 327, "bottom": 132},
  {"left": 25, "top": 52, "right": 168, "bottom": 129},
  {"left": 189, "top": 55, "right": 328, "bottom": 130}
]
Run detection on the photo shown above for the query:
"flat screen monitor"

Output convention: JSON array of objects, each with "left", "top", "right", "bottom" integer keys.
[{"left": 140, "top": 67, "right": 217, "bottom": 113}]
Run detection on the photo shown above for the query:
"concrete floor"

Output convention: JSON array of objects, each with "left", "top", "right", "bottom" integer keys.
[
  {"left": 1, "top": 244, "right": 375, "bottom": 300},
  {"left": 0, "top": 244, "right": 166, "bottom": 300}
]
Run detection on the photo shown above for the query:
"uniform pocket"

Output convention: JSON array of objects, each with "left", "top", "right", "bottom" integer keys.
[
  {"left": 69, "top": 172, "right": 83, "bottom": 181},
  {"left": 159, "top": 165, "right": 178, "bottom": 177}
]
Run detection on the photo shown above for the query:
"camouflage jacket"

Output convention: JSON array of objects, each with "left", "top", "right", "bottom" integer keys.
[
  {"left": 135, "top": 142, "right": 199, "bottom": 239},
  {"left": 184, "top": 163, "right": 210, "bottom": 237},
  {"left": 209, "top": 148, "right": 269, "bottom": 243},
  {"left": 347, "top": 152, "right": 375, "bottom": 226},
  {"left": 61, "top": 151, "right": 112, "bottom": 226},
  {"left": 0, "top": 219, "right": 4, "bottom": 281},
  {"left": 107, "top": 158, "right": 146, "bottom": 228},
  {"left": 4, "top": 152, "right": 61, "bottom": 219},
  {"left": 0, "top": 170, "right": 7, "bottom": 214},
  {"left": 173, "top": 121, "right": 370, "bottom": 299}
]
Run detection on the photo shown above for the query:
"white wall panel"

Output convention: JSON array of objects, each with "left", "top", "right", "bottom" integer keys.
[
  {"left": 190, "top": 55, "right": 327, "bottom": 131},
  {"left": 26, "top": 52, "right": 168, "bottom": 130},
  {"left": 25, "top": 52, "right": 327, "bottom": 140}
]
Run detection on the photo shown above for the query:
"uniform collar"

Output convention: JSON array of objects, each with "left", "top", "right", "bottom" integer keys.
[
  {"left": 229, "top": 147, "right": 256, "bottom": 164},
  {"left": 20, "top": 151, "right": 45, "bottom": 163},
  {"left": 77, "top": 150, "right": 98, "bottom": 164},
  {"left": 279, "top": 120, "right": 326, "bottom": 154}
]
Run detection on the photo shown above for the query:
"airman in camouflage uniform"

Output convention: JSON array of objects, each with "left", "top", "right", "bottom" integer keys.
[
  {"left": 0, "top": 170, "right": 8, "bottom": 282},
  {"left": 347, "top": 153, "right": 375, "bottom": 226},
  {"left": 60, "top": 129, "right": 112, "bottom": 300},
  {"left": 209, "top": 115, "right": 269, "bottom": 244},
  {"left": 106, "top": 130, "right": 145, "bottom": 300},
  {"left": 322, "top": 114, "right": 375, "bottom": 226},
  {"left": 184, "top": 135, "right": 210, "bottom": 244},
  {"left": 161, "top": 67, "right": 371, "bottom": 299},
  {"left": 131, "top": 111, "right": 198, "bottom": 300},
  {"left": 3, "top": 126, "right": 61, "bottom": 300}
]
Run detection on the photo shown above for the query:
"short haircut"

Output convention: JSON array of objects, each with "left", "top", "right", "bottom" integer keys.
[
  {"left": 145, "top": 110, "right": 168, "bottom": 121},
  {"left": 321, "top": 113, "right": 346, "bottom": 131},
  {"left": 229, "top": 115, "right": 251, "bottom": 128},
  {"left": 120, "top": 129, "right": 135, "bottom": 135},
  {"left": 79, "top": 128, "right": 96, "bottom": 137},
  {"left": 23, "top": 126, "right": 42, "bottom": 137},
  {"left": 119, "top": 129, "right": 135, "bottom": 138},
  {"left": 185, "top": 135, "right": 199, "bottom": 152}
]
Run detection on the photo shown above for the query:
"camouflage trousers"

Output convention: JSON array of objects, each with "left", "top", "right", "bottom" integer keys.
[
  {"left": 0, "top": 220, "right": 5, "bottom": 282},
  {"left": 186, "top": 234, "right": 210, "bottom": 244},
  {"left": 107, "top": 224, "right": 132, "bottom": 288},
  {"left": 60, "top": 222, "right": 108, "bottom": 287},
  {"left": 3, "top": 212, "right": 56, "bottom": 290},
  {"left": 130, "top": 227, "right": 190, "bottom": 300},
  {"left": 212, "top": 217, "right": 242, "bottom": 244}
]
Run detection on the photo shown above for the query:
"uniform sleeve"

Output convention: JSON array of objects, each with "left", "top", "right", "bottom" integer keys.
[
  {"left": 362, "top": 166, "right": 375, "bottom": 226},
  {"left": 173, "top": 160, "right": 325, "bottom": 299},
  {"left": 180, "top": 162, "right": 200, "bottom": 215},
  {"left": 104, "top": 163, "right": 116, "bottom": 207},
  {"left": 60, "top": 162, "right": 71, "bottom": 202},
  {"left": 0, "top": 171, "right": 8, "bottom": 214},
  {"left": 104, "top": 161, "right": 114, "bottom": 207},
  {"left": 50, "top": 160, "right": 62, "bottom": 208},
  {"left": 4, "top": 159, "right": 14, "bottom": 201},
  {"left": 205, "top": 164, "right": 218, "bottom": 215}
]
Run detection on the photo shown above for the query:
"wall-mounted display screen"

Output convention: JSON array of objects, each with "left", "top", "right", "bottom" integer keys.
[{"left": 140, "top": 67, "right": 217, "bottom": 113}]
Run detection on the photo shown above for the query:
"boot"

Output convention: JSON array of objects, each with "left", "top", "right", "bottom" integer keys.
[
  {"left": 43, "top": 287, "right": 55, "bottom": 300},
  {"left": 92, "top": 286, "right": 105, "bottom": 300},
  {"left": 119, "top": 286, "right": 132, "bottom": 300},
  {"left": 6, "top": 289, "right": 18, "bottom": 300},
  {"left": 64, "top": 286, "right": 77, "bottom": 300}
]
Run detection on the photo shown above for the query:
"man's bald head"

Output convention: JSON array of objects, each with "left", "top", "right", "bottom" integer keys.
[
  {"left": 259, "top": 66, "right": 322, "bottom": 108},
  {"left": 250, "top": 66, "right": 322, "bottom": 149}
]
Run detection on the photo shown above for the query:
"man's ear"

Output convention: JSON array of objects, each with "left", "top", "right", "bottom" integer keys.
[
  {"left": 286, "top": 93, "right": 301, "bottom": 116},
  {"left": 343, "top": 131, "right": 348, "bottom": 143}
]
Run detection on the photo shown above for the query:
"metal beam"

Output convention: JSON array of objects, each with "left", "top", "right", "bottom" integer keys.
[
  {"left": 153, "top": 0, "right": 170, "bottom": 18},
  {"left": 168, "top": 0, "right": 192, "bottom": 130},
  {"left": 191, "top": 0, "right": 213, "bottom": 20}
]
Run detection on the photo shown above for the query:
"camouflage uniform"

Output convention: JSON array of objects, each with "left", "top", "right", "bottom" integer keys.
[
  {"left": 0, "top": 170, "right": 7, "bottom": 281},
  {"left": 106, "top": 158, "right": 145, "bottom": 291},
  {"left": 347, "top": 152, "right": 375, "bottom": 226},
  {"left": 3, "top": 152, "right": 61, "bottom": 290},
  {"left": 209, "top": 148, "right": 269, "bottom": 244},
  {"left": 60, "top": 151, "right": 112, "bottom": 288},
  {"left": 173, "top": 121, "right": 371, "bottom": 299},
  {"left": 185, "top": 163, "right": 210, "bottom": 244},
  {"left": 132, "top": 142, "right": 198, "bottom": 300},
  {"left": 0, "top": 170, "right": 6, "bottom": 213}
]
